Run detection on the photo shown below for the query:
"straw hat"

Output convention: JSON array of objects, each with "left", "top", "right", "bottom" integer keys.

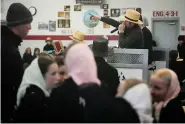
[
  {"left": 69, "top": 31, "right": 85, "bottom": 43},
  {"left": 122, "top": 9, "right": 143, "bottom": 25}
]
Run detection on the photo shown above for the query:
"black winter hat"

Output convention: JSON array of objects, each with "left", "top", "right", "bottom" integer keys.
[
  {"left": 178, "top": 35, "right": 185, "bottom": 41},
  {"left": 6, "top": 3, "right": 33, "bottom": 27}
]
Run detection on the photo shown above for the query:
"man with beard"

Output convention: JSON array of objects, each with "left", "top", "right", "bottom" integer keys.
[
  {"left": 118, "top": 9, "right": 144, "bottom": 49},
  {"left": 90, "top": 9, "right": 144, "bottom": 49}
]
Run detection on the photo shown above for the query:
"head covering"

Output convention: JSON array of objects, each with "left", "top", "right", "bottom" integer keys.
[
  {"left": 16, "top": 58, "right": 51, "bottom": 107},
  {"left": 6, "top": 3, "right": 33, "bottom": 27},
  {"left": 45, "top": 37, "right": 53, "bottom": 43},
  {"left": 153, "top": 69, "right": 181, "bottom": 121},
  {"left": 69, "top": 31, "right": 85, "bottom": 43},
  {"left": 123, "top": 9, "right": 143, "bottom": 25},
  {"left": 90, "top": 37, "right": 113, "bottom": 57},
  {"left": 123, "top": 83, "right": 153, "bottom": 123},
  {"left": 65, "top": 43, "right": 100, "bottom": 86}
]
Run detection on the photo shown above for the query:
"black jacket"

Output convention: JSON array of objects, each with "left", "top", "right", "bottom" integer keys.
[
  {"left": 153, "top": 96, "right": 185, "bottom": 123},
  {"left": 102, "top": 17, "right": 155, "bottom": 51},
  {"left": 100, "top": 16, "right": 120, "bottom": 28},
  {"left": 79, "top": 84, "right": 140, "bottom": 122},
  {"left": 14, "top": 85, "right": 49, "bottom": 123},
  {"left": 119, "top": 26, "right": 144, "bottom": 49},
  {"left": 177, "top": 43, "right": 185, "bottom": 59},
  {"left": 100, "top": 17, "right": 144, "bottom": 49},
  {"left": 46, "top": 78, "right": 84, "bottom": 122},
  {"left": 169, "top": 60, "right": 185, "bottom": 85},
  {"left": 22, "top": 53, "right": 33, "bottom": 64},
  {"left": 1, "top": 26, "right": 24, "bottom": 122},
  {"left": 95, "top": 57, "right": 120, "bottom": 96},
  {"left": 142, "top": 27, "right": 153, "bottom": 64},
  {"left": 43, "top": 44, "right": 54, "bottom": 52}
]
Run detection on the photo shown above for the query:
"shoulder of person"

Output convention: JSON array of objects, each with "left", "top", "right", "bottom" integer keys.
[
  {"left": 51, "top": 78, "right": 79, "bottom": 98},
  {"left": 164, "top": 97, "right": 182, "bottom": 111},
  {"left": 22, "top": 85, "right": 46, "bottom": 102}
]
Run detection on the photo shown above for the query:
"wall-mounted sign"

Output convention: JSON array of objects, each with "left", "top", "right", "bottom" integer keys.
[{"left": 153, "top": 10, "right": 178, "bottom": 17}]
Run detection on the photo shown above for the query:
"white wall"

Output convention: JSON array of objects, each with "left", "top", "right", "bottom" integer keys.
[{"left": 2, "top": 0, "right": 185, "bottom": 55}]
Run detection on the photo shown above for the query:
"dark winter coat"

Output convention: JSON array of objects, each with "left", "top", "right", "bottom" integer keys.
[
  {"left": 95, "top": 57, "right": 120, "bottom": 96},
  {"left": 46, "top": 78, "right": 84, "bottom": 122},
  {"left": 119, "top": 26, "right": 144, "bottom": 49},
  {"left": 153, "top": 96, "right": 185, "bottom": 123},
  {"left": 43, "top": 44, "right": 54, "bottom": 52},
  {"left": 13, "top": 85, "right": 49, "bottom": 123},
  {"left": 1, "top": 26, "right": 24, "bottom": 122},
  {"left": 142, "top": 26, "right": 153, "bottom": 64},
  {"left": 100, "top": 16, "right": 144, "bottom": 49},
  {"left": 22, "top": 53, "right": 33, "bottom": 64},
  {"left": 177, "top": 43, "right": 185, "bottom": 59},
  {"left": 79, "top": 83, "right": 140, "bottom": 122}
]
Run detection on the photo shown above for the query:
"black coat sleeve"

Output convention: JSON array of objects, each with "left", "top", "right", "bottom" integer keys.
[
  {"left": 79, "top": 84, "right": 114, "bottom": 122},
  {"left": 159, "top": 98, "right": 185, "bottom": 123},
  {"left": 14, "top": 85, "right": 48, "bottom": 123},
  {"left": 46, "top": 80, "right": 84, "bottom": 123},
  {"left": 100, "top": 17, "right": 120, "bottom": 28},
  {"left": 111, "top": 69, "right": 120, "bottom": 96},
  {"left": 78, "top": 84, "right": 140, "bottom": 123}
]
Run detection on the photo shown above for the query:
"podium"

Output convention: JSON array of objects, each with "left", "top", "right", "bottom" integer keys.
[{"left": 107, "top": 48, "right": 148, "bottom": 82}]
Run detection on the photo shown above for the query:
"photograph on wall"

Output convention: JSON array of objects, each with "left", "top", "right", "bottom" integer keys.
[
  {"left": 110, "top": 9, "right": 120, "bottom": 17},
  {"left": 65, "top": 12, "right": 70, "bottom": 19},
  {"left": 49, "top": 20, "right": 56, "bottom": 32},
  {"left": 38, "top": 22, "right": 48, "bottom": 30},
  {"left": 58, "top": 19, "right": 62, "bottom": 28},
  {"left": 104, "top": 9, "right": 108, "bottom": 16},
  {"left": 102, "top": 4, "right": 108, "bottom": 9},
  {"left": 103, "top": 23, "right": 110, "bottom": 28},
  {"left": 74, "top": 5, "right": 82, "bottom": 11},
  {"left": 64, "top": 5, "right": 70, "bottom": 11},
  {"left": 58, "top": 11, "right": 64, "bottom": 17},
  {"left": 121, "top": 8, "right": 127, "bottom": 15},
  {"left": 64, "top": 20, "right": 70, "bottom": 28}
]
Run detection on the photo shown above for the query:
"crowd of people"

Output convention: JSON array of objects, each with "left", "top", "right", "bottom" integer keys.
[{"left": 1, "top": 2, "right": 185, "bottom": 123}]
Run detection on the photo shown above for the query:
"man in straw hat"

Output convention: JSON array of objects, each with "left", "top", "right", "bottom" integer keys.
[
  {"left": 90, "top": 37, "right": 120, "bottom": 96},
  {"left": 90, "top": 9, "right": 144, "bottom": 49},
  {"left": 69, "top": 30, "right": 85, "bottom": 43},
  {"left": 118, "top": 9, "right": 144, "bottom": 49}
]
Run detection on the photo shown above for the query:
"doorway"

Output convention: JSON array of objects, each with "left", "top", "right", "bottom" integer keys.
[{"left": 152, "top": 18, "right": 179, "bottom": 50}]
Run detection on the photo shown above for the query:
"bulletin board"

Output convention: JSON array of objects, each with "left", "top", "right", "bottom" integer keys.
[{"left": 29, "top": 3, "right": 139, "bottom": 36}]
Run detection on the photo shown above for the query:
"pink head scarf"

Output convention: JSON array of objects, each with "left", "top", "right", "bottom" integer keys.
[
  {"left": 154, "top": 69, "right": 181, "bottom": 121},
  {"left": 65, "top": 43, "right": 101, "bottom": 86}
]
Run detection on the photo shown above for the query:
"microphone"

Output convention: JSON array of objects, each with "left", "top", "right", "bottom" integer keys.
[{"left": 111, "top": 28, "right": 118, "bottom": 33}]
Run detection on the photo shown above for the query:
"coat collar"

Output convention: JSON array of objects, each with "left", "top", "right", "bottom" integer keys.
[
  {"left": 1, "top": 26, "right": 23, "bottom": 47},
  {"left": 94, "top": 57, "right": 106, "bottom": 63}
]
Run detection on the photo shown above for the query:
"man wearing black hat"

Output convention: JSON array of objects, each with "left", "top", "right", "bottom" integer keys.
[
  {"left": 91, "top": 37, "right": 120, "bottom": 96},
  {"left": 1, "top": 3, "right": 33, "bottom": 122},
  {"left": 177, "top": 35, "right": 185, "bottom": 59}
]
